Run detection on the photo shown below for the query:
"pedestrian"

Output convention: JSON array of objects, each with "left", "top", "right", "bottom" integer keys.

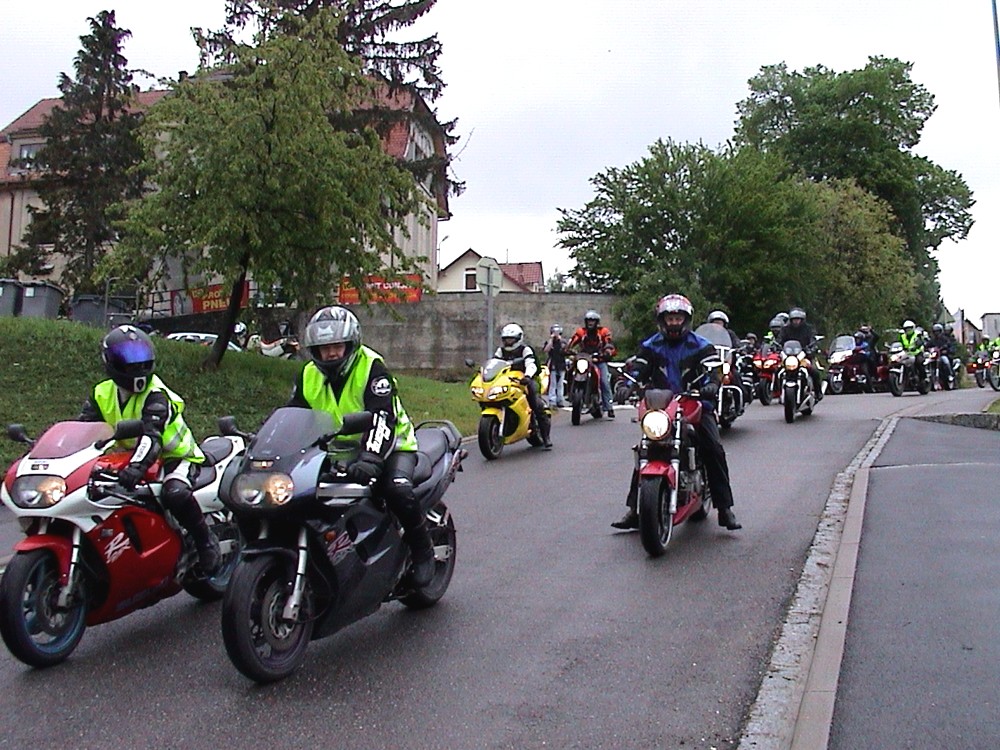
[{"left": 543, "top": 324, "right": 567, "bottom": 407}]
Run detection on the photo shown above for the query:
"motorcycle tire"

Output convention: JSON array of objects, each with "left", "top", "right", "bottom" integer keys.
[
  {"left": 975, "top": 370, "right": 985, "bottom": 388},
  {"left": 477, "top": 415, "right": 504, "bottom": 460},
  {"left": 989, "top": 365, "right": 1000, "bottom": 392},
  {"left": 221, "top": 554, "right": 314, "bottom": 683},
  {"left": 638, "top": 477, "right": 672, "bottom": 557},
  {"left": 827, "top": 376, "right": 844, "bottom": 396},
  {"left": 690, "top": 466, "right": 711, "bottom": 522},
  {"left": 889, "top": 372, "right": 903, "bottom": 397},
  {"left": 783, "top": 386, "right": 796, "bottom": 423},
  {"left": 183, "top": 514, "right": 243, "bottom": 601},
  {"left": 571, "top": 391, "right": 583, "bottom": 426},
  {"left": 757, "top": 381, "right": 772, "bottom": 406},
  {"left": 0, "top": 549, "right": 87, "bottom": 667},
  {"left": 917, "top": 376, "right": 930, "bottom": 395},
  {"left": 401, "top": 506, "right": 457, "bottom": 609}
]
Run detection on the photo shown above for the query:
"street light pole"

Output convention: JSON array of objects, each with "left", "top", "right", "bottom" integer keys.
[{"left": 993, "top": 0, "right": 1000, "bottom": 106}]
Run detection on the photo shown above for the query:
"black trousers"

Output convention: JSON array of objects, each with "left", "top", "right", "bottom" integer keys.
[{"left": 377, "top": 451, "right": 423, "bottom": 531}]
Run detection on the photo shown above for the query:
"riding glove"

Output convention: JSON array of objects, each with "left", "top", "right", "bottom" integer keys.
[{"left": 117, "top": 463, "right": 145, "bottom": 490}]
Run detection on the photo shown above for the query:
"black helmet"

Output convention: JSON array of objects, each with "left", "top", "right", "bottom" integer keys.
[
  {"left": 102, "top": 325, "right": 155, "bottom": 393},
  {"left": 302, "top": 306, "right": 362, "bottom": 379},
  {"left": 584, "top": 310, "right": 600, "bottom": 329}
]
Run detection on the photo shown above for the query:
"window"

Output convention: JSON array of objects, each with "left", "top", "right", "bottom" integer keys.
[
  {"left": 464, "top": 268, "right": 477, "bottom": 290},
  {"left": 18, "top": 143, "right": 43, "bottom": 170}
]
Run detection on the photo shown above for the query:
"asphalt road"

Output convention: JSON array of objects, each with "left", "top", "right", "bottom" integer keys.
[{"left": 0, "top": 386, "right": 995, "bottom": 749}]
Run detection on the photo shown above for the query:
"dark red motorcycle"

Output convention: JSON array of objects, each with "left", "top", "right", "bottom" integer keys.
[
  {"left": 633, "top": 381, "right": 716, "bottom": 557},
  {"left": 567, "top": 350, "right": 607, "bottom": 425},
  {"left": 751, "top": 342, "right": 782, "bottom": 405}
]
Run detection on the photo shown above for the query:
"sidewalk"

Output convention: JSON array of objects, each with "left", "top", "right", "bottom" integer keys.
[{"left": 740, "top": 413, "right": 1000, "bottom": 749}]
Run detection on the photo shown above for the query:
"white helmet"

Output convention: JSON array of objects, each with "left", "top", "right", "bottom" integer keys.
[
  {"left": 500, "top": 323, "right": 524, "bottom": 352},
  {"left": 902, "top": 319, "right": 915, "bottom": 332},
  {"left": 707, "top": 310, "right": 729, "bottom": 326}
]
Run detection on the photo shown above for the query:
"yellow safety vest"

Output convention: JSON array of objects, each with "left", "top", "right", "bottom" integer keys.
[
  {"left": 300, "top": 345, "right": 417, "bottom": 452},
  {"left": 92, "top": 375, "right": 204, "bottom": 463}
]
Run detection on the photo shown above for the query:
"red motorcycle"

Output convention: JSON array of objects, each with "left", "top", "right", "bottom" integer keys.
[
  {"left": 633, "top": 384, "right": 714, "bottom": 557},
  {"left": 751, "top": 342, "right": 782, "bottom": 405},
  {"left": 0, "top": 419, "right": 244, "bottom": 667},
  {"left": 567, "top": 350, "right": 607, "bottom": 425}
]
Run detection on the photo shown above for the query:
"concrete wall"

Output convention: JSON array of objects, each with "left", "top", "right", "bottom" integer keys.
[{"left": 348, "top": 291, "right": 623, "bottom": 374}]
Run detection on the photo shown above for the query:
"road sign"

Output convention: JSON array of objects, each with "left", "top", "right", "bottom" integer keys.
[{"left": 475, "top": 257, "right": 502, "bottom": 298}]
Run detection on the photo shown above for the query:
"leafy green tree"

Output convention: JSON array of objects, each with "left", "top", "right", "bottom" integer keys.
[
  {"left": 734, "top": 57, "right": 974, "bottom": 318},
  {"left": 113, "top": 8, "right": 425, "bottom": 368},
  {"left": 5, "top": 11, "right": 146, "bottom": 294}
]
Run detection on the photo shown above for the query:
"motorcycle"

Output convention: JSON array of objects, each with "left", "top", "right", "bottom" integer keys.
[
  {"left": 567, "top": 350, "right": 607, "bottom": 425},
  {"left": 0, "top": 419, "right": 244, "bottom": 667},
  {"left": 779, "top": 339, "right": 822, "bottom": 423},
  {"left": 631, "top": 365, "right": 721, "bottom": 557},
  {"left": 246, "top": 333, "right": 299, "bottom": 359},
  {"left": 217, "top": 407, "right": 463, "bottom": 683},
  {"left": 467, "top": 357, "right": 549, "bottom": 459},
  {"left": 751, "top": 342, "right": 783, "bottom": 405},
  {"left": 987, "top": 346, "right": 1000, "bottom": 392},
  {"left": 967, "top": 349, "right": 990, "bottom": 388},
  {"left": 926, "top": 346, "right": 957, "bottom": 391},
  {"left": 887, "top": 342, "right": 931, "bottom": 396},
  {"left": 825, "top": 334, "right": 875, "bottom": 395},
  {"left": 694, "top": 323, "right": 745, "bottom": 429}
]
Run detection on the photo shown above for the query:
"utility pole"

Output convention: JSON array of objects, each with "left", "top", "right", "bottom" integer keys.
[{"left": 994, "top": 0, "right": 1000, "bottom": 106}]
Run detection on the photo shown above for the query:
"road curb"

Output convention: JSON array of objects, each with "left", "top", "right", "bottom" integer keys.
[{"left": 736, "top": 415, "right": 899, "bottom": 750}]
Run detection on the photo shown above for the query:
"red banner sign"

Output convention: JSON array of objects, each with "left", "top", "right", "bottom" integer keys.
[
  {"left": 338, "top": 274, "right": 423, "bottom": 305},
  {"left": 171, "top": 281, "right": 250, "bottom": 316}
]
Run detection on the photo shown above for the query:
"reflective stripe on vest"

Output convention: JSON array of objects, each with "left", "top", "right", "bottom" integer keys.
[
  {"left": 300, "top": 345, "right": 417, "bottom": 452},
  {"left": 92, "top": 375, "right": 205, "bottom": 463}
]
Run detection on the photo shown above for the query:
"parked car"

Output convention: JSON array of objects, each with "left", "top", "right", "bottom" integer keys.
[{"left": 165, "top": 331, "right": 243, "bottom": 352}]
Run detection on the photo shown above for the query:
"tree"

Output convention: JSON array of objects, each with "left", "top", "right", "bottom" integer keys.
[
  {"left": 4, "top": 11, "right": 146, "bottom": 294},
  {"left": 734, "top": 57, "right": 974, "bottom": 319},
  {"left": 113, "top": 8, "right": 425, "bottom": 368}
]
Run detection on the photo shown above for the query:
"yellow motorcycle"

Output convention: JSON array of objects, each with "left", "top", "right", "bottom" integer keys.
[{"left": 468, "top": 357, "right": 550, "bottom": 459}]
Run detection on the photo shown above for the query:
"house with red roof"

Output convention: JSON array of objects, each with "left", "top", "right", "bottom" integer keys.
[
  {"left": 437, "top": 248, "right": 545, "bottom": 293},
  {"left": 1, "top": 83, "right": 451, "bottom": 305}
]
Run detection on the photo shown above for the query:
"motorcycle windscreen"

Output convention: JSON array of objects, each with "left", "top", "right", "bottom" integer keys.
[
  {"left": 481, "top": 358, "right": 510, "bottom": 380},
  {"left": 248, "top": 407, "right": 336, "bottom": 460},
  {"left": 28, "top": 421, "right": 114, "bottom": 459},
  {"left": 828, "top": 335, "right": 855, "bottom": 354}
]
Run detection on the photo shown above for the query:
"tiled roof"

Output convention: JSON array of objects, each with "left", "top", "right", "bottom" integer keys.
[
  {"left": 1, "top": 90, "right": 168, "bottom": 136},
  {"left": 500, "top": 262, "right": 544, "bottom": 288}
]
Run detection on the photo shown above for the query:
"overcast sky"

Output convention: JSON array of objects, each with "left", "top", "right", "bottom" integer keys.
[{"left": 2, "top": 1, "right": 998, "bottom": 323}]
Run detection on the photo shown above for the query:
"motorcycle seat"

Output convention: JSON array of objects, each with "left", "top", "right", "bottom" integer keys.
[
  {"left": 200, "top": 436, "right": 237, "bottom": 466},
  {"left": 413, "top": 427, "right": 449, "bottom": 484}
]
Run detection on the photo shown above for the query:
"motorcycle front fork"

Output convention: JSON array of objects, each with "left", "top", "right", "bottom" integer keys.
[{"left": 283, "top": 526, "right": 309, "bottom": 622}]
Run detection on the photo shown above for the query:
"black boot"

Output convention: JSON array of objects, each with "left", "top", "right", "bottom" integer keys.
[
  {"left": 166, "top": 487, "right": 222, "bottom": 575},
  {"left": 611, "top": 508, "right": 638, "bottom": 530},
  {"left": 188, "top": 514, "right": 222, "bottom": 574},
  {"left": 540, "top": 414, "right": 553, "bottom": 450},
  {"left": 404, "top": 520, "right": 436, "bottom": 587},
  {"left": 718, "top": 506, "right": 742, "bottom": 531}
]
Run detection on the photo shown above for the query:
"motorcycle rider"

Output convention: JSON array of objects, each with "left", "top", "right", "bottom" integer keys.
[
  {"left": 899, "top": 319, "right": 927, "bottom": 382},
  {"left": 543, "top": 324, "right": 568, "bottom": 408},
  {"left": 744, "top": 332, "right": 760, "bottom": 353},
  {"left": 763, "top": 315, "right": 785, "bottom": 351},
  {"left": 928, "top": 323, "right": 953, "bottom": 387},
  {"left": 79, "top": 325, "right": 221, "bottom": 573},
  {"left": 779, "top": 307, "right": 824, "bottom": 400},
  {"left": 566, "top": 310, "right": 617, "bottom": 418},
  {"left": 706, "top": 310, "right": 743, "bottom": 350},
  {"left": 288, "top": 305, "right": 436, "bottom": 586},
  {"left": 852, "top": 330, "right": 875, "bottom": 387},
  {"left": 494, "top": 322, "right": 553, "bottom": 449},
  {"left": 611, "top": 294, "right": 742, "bottom": 532}
]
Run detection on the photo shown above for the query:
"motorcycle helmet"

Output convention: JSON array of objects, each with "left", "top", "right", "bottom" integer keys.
[
  {"left": 550, "top": 324, "right": 563, "bottom": 335},
  {"left": 932, "top": 323, "right": 943, "bottom": 335},
  {"left": 584, "top": 310, "right": 600, "bottom": 330},
  {"left": 500, "top": 323, "right": 524, "bottom": 353},
  {"left": 706, "top": 310, "right": 729, "bottom": 327},
  {"left": 854, "top": 331, "right": 866, "bottom": 344},
  {"left": 746, "top": 332, "right": 758, "bottom": 343},
  {"left": 102, "top": 325, "right": 155, "bottom": 393},
  {"left": 655, "top": 294, "right": 693, "bottom": 340},
  {"left": 303, "top": 306, "right": 362, "bottom": 379},
  {"left": 944, "top": 323, "right": 953, "bottom": 334},
  {"left": 775, "top": 312, "right": 790, "bottom": 326},
  {"left": 788, "top": 307, "right": 807, "bottom": 324},
  {"left": 902, "top": 319, "right": 915, "bottom": 333},
  {"left": 768, "top": 316, "right": 784, "bottom": 333}
]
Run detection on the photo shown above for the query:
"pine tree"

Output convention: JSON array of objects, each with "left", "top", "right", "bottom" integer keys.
[{"left": 11, "top": 11, "right": 147, "bottom": 294}]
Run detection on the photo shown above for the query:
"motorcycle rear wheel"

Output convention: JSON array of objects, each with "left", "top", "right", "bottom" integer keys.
[
  {"left": 477, "top": 415, "right": 504, "bottom": 460},
  {"left": 0, "top": 549, "right": 87, "bottom": 667},
  {"left": 401, "top": 507, "right": 457, "bottom": 609},
  {"left": 638, "top": 477, "right": 672, "bottom": 557},
  {"left": 222, "top": 555, "right": 314, "bottom": 683}
]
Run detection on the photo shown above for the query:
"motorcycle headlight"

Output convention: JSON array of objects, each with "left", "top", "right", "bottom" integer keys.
[
  {"left": 890, "top": 352, "right": 905, "bottom": 363},
  {"left": 9, "top": 475, "right": 66, "bottom": 509},
  {"left": 784, "top": 356, "right": 800, "bottom": 370},
  {"left": 232, "top": 472, "right": 294, "bottom": 507},
  {"left": 722, "top": 362, "right": 731, "bottom": 376},
  {"left": 640, "top": 410, "right": 672, "bottom": 441},
  {"left": 487, "top": 385, "right": 509, "bottom": 399},
  {"left": 763, "top": 360, "right": 776, "bottom": 369},
  {"left": 575, "top": 358, "right": 589, "bottom": 374},
  {"left": 470, "top": 386, "right": 484, "bottom": 397},
  {"left": 993, "top": 351, "right": 1000, "bottom": 360},
  {"left": 753, "top": 360, "right": 762, "bottom": 369}
]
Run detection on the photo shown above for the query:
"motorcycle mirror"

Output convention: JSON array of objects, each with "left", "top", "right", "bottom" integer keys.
[
  {"left": 6, "top": 423, "right": 31, "bottom": 445},
  {"left": 218, "top": 415, "right": 252, "bottom": 441},
  {"left": 465, "top": 358, "right": 476, "bottom": 368}
]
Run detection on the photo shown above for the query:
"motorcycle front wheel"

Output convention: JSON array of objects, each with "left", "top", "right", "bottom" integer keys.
[
  {"left": 975, "top": 369, "right": 985, "bottom": 388},
  {"left": 401, "top": 507, "right": 457, "bottom": 609},
  {"left": 477, "top": 414, "right": 504, "bottom": 460},
  {"left": 827, "top": 374, "right": 844, "bottom": 396},
  {"left": 783, "top": 385, "right": 797, "bottom": 423},
  {"left": 988, "top": 365, "right": 1000, "bottom": 392},
  {"left": 0, "top": 549, "right": 87, "bottom": 667},
  {"left": 571, "top": 389, "right": 583, "bottom": 426},
  {"left": 757, "top": 380, "right": 772, "bottom": 405},
  {"left": 638, "top": 477, "right": 672, "bottom": 557},
  {"left": 889, "top": 371, "right": 903, "bottom": 397},
  {"left": 221, "top": 555, "right": 314, "bottom": 683}
]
